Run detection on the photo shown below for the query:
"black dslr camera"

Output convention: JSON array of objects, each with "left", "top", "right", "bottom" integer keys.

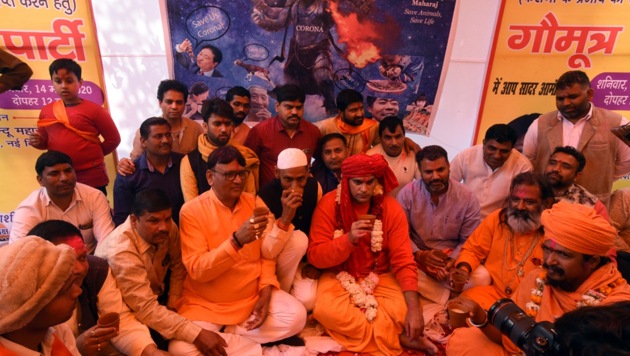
[{"left": 488, "top": 298, "right": 563, "bottom": 356}]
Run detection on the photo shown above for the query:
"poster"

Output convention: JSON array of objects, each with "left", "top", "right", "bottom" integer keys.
[
  {"left": 476, "top": 0, "right": 630, "bottom": 151},
  {"left": 0, "top": 0, "right": 112, "bottom": 239},
  {"left": 164, "top": 0, "right": 457, "bottom": 135}
]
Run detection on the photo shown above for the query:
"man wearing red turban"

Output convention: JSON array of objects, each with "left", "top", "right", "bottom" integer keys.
[
  {"left": 447, "top": 201, "right": 630, "bottom": 355},
  {"left": 308, "top": 154, "right": 438, "bottom": 355}
]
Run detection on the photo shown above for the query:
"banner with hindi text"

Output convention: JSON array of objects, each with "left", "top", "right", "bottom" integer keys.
[{"left": 476, "top": 0, "right": 630, "bottom": 153}]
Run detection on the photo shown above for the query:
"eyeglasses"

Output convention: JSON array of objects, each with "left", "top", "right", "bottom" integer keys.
[{"left": 212, "top": 169, "right": 250, "bottom": 181}]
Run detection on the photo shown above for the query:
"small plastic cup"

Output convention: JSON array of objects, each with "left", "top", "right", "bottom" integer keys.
[
  {"left": 451, "top": 271, "right": 468, "bottom": 292},
  {"left": 358, "top": 214, "right": 376, "bottom": 226},
  {"left": 97, "top": 312, "right": 120, "bottom": 331},
  {"left": 253, "top": 206, "right": 269, "bottom": 217}
]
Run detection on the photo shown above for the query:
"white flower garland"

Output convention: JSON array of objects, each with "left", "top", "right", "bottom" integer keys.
[
  {"left": 336, "top": 271, "right": 380, "bottom": 321},
  {"left": 333, "top": 182, "right": 385, "bottom": 321}
]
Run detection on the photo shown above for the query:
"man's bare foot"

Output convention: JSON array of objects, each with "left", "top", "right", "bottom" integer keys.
[{"left": 399, "top": 333, "right": 439, "bottom": 355}]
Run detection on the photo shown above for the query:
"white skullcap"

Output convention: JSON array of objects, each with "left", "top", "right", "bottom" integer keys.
[{"left": 277, "top": 148, "right": 308, "bottom": 169}]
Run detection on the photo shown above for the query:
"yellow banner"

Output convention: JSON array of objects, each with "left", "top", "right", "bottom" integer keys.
[
  {"left": 0, "top": 0, "right": 114, "bottom": 239},
  {"left": 476, "top": 1, "right": 630, "bottom": 147}
]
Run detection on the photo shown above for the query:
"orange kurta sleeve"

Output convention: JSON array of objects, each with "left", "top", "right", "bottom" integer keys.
[
  {"left": 308, "top": 192, "right": 358, "bottom": 269},
  {"left": 455, "top": 209, "right": 502, "bottom": 272}
]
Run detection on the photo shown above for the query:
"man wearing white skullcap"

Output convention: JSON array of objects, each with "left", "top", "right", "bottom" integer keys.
[
  {"left": 258, "top": 148, "right": 323, "bottom": 310},
  {"left": 447, "top": 201, "right": 630, "bottom": 355},
  {"left": 0, "top": 236, "right": 81, "bottom": 355}
]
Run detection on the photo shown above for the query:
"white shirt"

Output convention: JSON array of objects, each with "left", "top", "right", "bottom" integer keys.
[
  {"left": 522, "top": 105, "right": 630, "bottom": 179},
  {"left": 450, "top": 144, "right": 532, "bottom": 218},
  {"left": 9, "top": 183, "right": 114, "bottom": 253},
  {"left": 367, "top": 144, "right": 420, "bottom": 197}
]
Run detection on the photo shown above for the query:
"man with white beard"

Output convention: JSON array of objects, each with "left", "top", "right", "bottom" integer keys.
[{"left": 451, "top": 172, "right": 554, "bottom": 309}]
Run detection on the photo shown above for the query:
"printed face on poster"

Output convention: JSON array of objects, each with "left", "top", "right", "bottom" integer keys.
[{"left": 164, "top": 0, "right": 457, "bottom": 136}]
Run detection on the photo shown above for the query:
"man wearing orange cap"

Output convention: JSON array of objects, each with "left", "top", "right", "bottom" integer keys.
[
  {"left": 308, "top": 154, "right": 438, "bottom": 355},
  {"left": 446, "top": 201, "right": 630, "bottom": 355}
]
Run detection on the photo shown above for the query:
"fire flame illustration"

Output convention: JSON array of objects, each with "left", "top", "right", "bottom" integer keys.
[{"left": 329, "top": 1, "right": 381, "bottom": 68}]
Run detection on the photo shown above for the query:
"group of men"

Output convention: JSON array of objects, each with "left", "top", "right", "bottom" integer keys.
[{"left": 4, "top": 69, "right": 630, "bottom": 355}]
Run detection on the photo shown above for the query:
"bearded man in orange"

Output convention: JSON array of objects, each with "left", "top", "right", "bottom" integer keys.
[
  {"left": 308, "top": 153, "right": 438, "bottom": 355},
  {"left": 446, "top": 201, "right": 630, "bottom": 355},
  {"left": 453, "top": 172, "right": 554, "bottom": 310}
]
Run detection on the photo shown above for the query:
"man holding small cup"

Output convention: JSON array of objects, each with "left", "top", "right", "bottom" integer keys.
[
  {"left": 397, "top": 145, "right": 481, "bottom": 306},
  {"left": 172, "top": 146, "right": 307, "bottom": 354},
  {"left": 308, "top": 153, "right": 438, "bottom": 355}
]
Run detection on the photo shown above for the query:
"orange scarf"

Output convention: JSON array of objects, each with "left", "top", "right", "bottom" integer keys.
[
  {"left": 537, "top": 263, "right": 630, "bottom": 321},
  {"left": 334, "top": 116, "right": 377, "bottom": 154},
  {"left": 38, "top": 100, "right": 100, "bottom": 144}
]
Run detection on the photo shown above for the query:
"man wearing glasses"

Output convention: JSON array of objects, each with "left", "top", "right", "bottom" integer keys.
[
  {"left": 171, "top": 146, "right": 307, "bottom": 354},
  {"left": 180, "top": 98, "right": 260, "bottom": 202}
]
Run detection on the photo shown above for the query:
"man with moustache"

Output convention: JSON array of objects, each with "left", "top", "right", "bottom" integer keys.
[
  {"left": 226, "top": 86, "right": 252, "bottom": 145},
  {"left": 524, "top": 70, "right": 630, "bottom": 206},
  {"left": 452, "top": 172, "right": 554, "bottom": 309},
  {"left": 311, "top": 133, "right": 349, "bottom": 194},
  {"left": 180, "top": 98, "right": 260, "bottom": 202},
  {"left": 97, "top": 189, "right": 227, "bottom": 355},
  {"left": 317, "top": 89, "right": 379, "bottom": 155},
  {"left": 171, "top": 146, "right": 306, "bottom": 354},
  {"left": 451, "top": 124, "right": 532, "bottom": 219},
  {"left": 368, "top": 116, "right": 421, "bottom": 197},
  {"left": 245, "top": 84, "right": 321, "bottom": 187},
  {"left": 446, "top": 202, "right": 630, "bottom": 355},
  {"left": 10, "top": 150, "right": 114, "bottom": 254},
  {"left": 545, "top": 145, "right": 608, "bottom": 218},
  {"left": 113, "top": 117, "right": 185, "bottom": 226},
  {"left": 397, "top": 145, "right": 480, "bottom": 306}
]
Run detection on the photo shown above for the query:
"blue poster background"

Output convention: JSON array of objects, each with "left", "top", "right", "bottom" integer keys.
[{"left": 165, "top": 0, "right": 455, "bottom": 135}]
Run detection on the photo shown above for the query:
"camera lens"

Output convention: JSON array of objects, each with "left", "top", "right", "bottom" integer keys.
[{"left": 488, "top": 298, "right": 536, "bottom": 349}]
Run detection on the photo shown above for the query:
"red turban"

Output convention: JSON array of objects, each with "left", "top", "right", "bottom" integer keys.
[
  {"left": 541, "top": 201, "right": 617, "bottom": 256},
  {"left": 338, "top": 154, "right": 398, "bottom": 231}
]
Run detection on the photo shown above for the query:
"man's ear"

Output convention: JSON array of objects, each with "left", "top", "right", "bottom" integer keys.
[
  {"left": 586, "top": 87, "right": 594, "bottom": 101},
  {"left": 130, "top": 214, "right": 138, "bottom": 229},
  {"left": 585, "top": 255, "right": 601, "bottom": 272},
  {"left": 206, "top": 169, "right": 214, "bottom": 186},
  {"left": 36, "top": 175, "right": 43, "bottom": 187},
  {"left": 274, "top": 166, "right": 280, "bottom": 179}
]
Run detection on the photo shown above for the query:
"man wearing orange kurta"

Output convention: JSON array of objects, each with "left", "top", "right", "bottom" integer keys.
[
  {"left": 453, "top": 172, "right": 554, "bottom": 310},
  {"left": 170, "top": 146, "right": 306, "bottom": 355},
  {"left": 446, "top": 201, "right": 630, "bottom": 355},
  {"left": 308, "top": 154, "right": 438, "bottom": 355}
]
